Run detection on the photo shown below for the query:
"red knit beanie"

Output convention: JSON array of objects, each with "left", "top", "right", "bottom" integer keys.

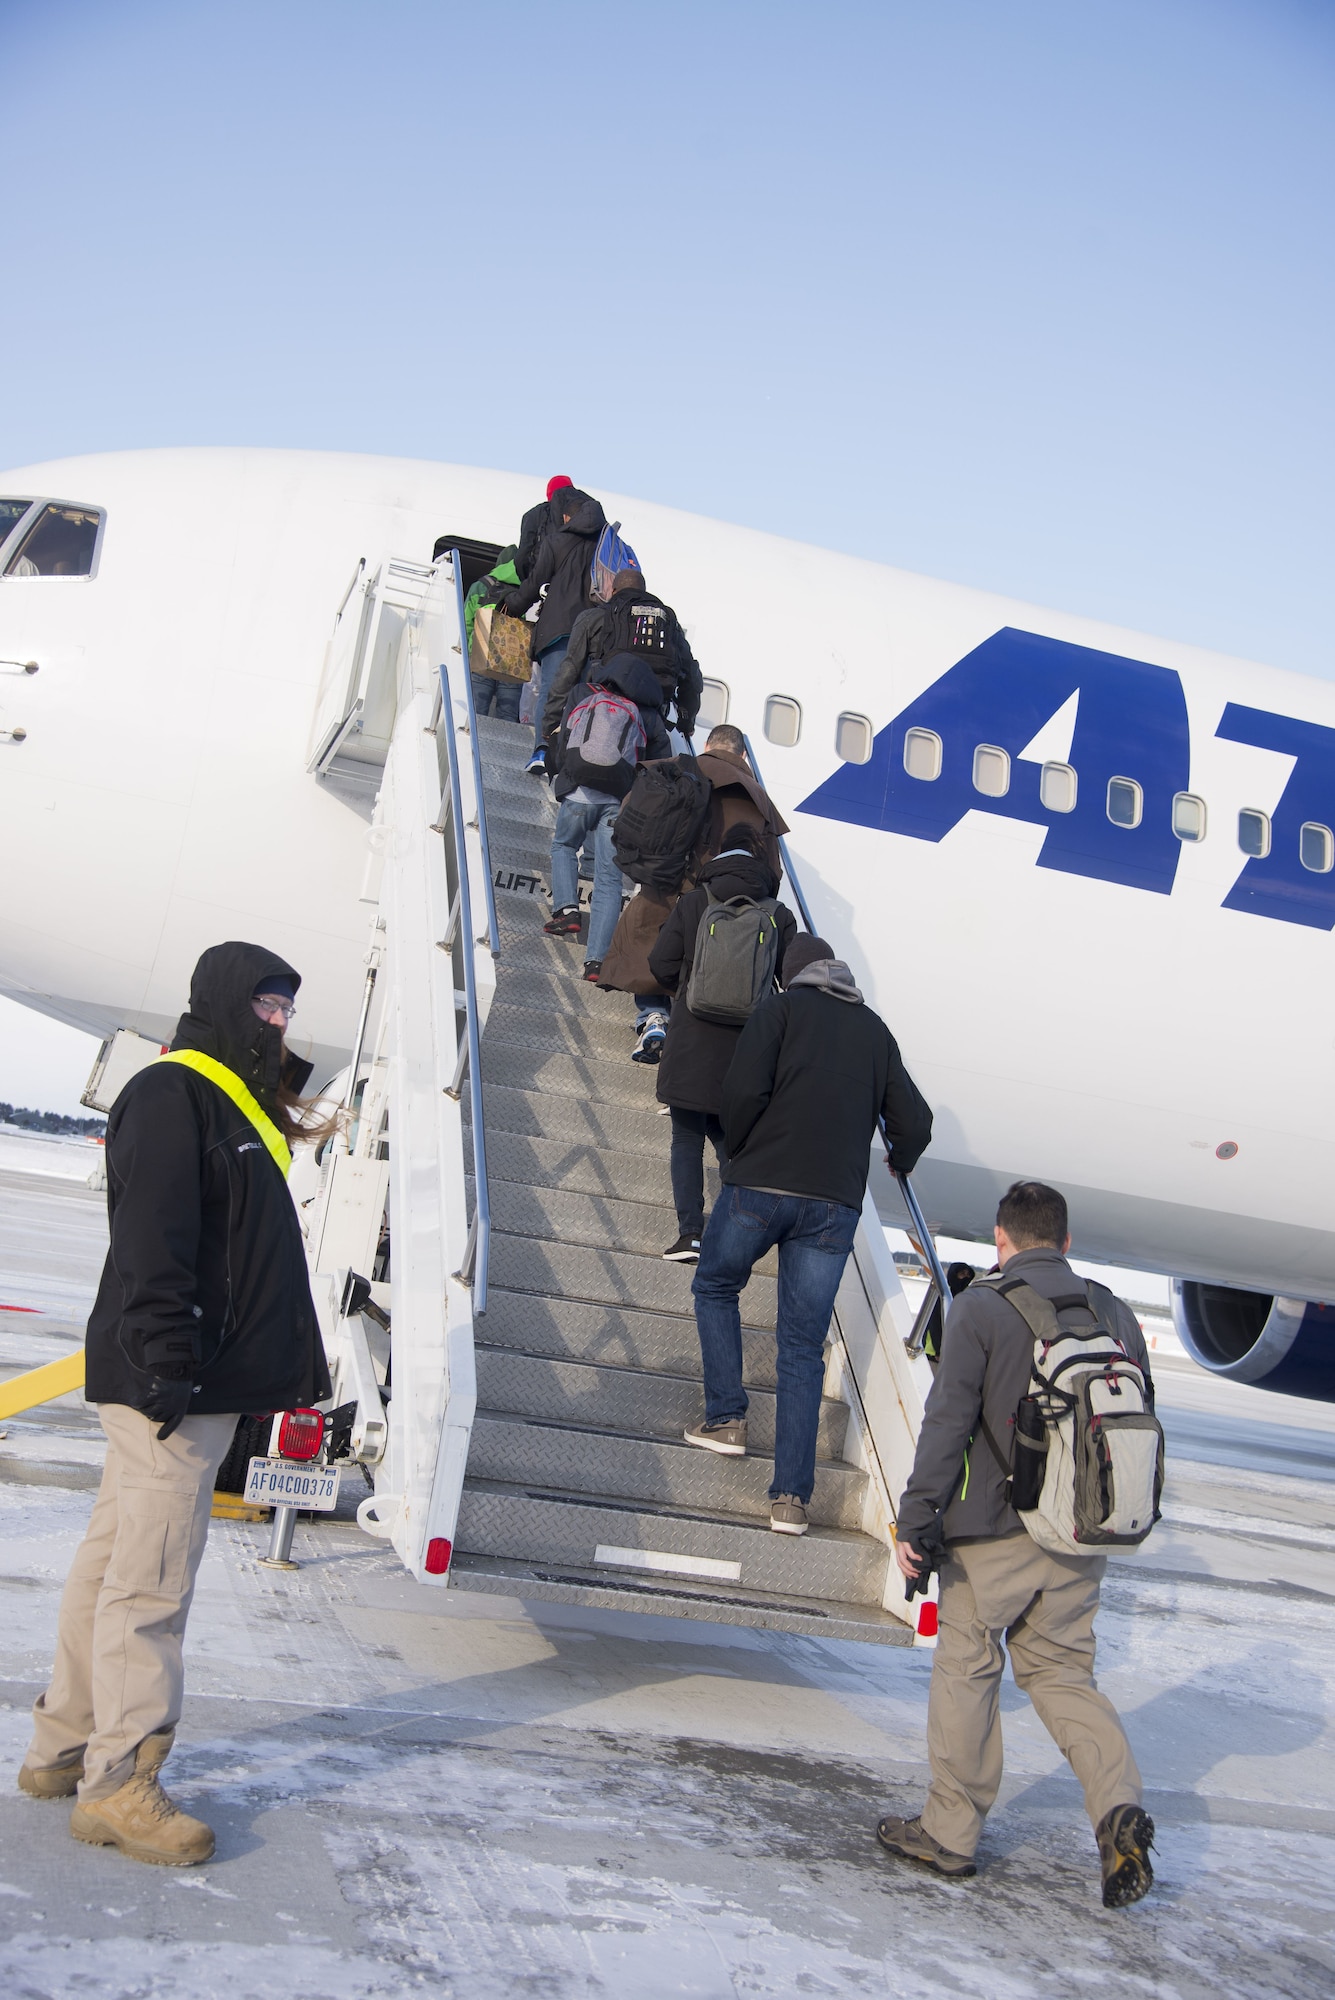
[{"left": 546, "top": 475, "right": 574, "bottom": 500}]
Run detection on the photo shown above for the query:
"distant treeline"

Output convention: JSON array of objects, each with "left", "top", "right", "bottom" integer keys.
[{"left": 0, "top": 1103, "right": 106, "bottom": 1138}]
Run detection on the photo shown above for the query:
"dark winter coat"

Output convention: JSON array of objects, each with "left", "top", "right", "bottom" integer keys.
[
  {"left": 497, "top": 489, "right": 606, "bottom": 656},
  {"left": 516, "top": 495, "right": 566, "bottom": 582},
  {"left": 599, "top": 889, "right": 678, "bottom": 996},
  {"left": 896, "top": 1248, "right": 1152, "bottom": 1547},
  {"left": 720, "top": 963, "right": 933, "bottom": 1210},
  {"left": 542, "top": 586, "right": 703, "bottom": 740},
  {"left": 84, "top": 941, "right": 330, "bottom": 1418},
  {"left": 695, "top": 749, "right": 789, "bottom": 877},
  {"left": 552, "top": 654, "right": 674, "bottom": 803},
  {"left": 649, "top": 853, "right": 798, "bottom": 1115}
]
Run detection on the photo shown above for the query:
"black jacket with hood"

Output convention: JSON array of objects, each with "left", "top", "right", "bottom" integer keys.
[
  {"left": 497, "top": 489, "right": 606, "bottom": 655},
  {"left": 84, "top": 941, "right": 330, "bottom": 1418},
  {"left": 517, "top": 494, "right": 566, "bottom": 581},
  {"left": 552, "top": 654, "right": 674, "bottom": 803},
  {"left": 649, "top": 852, "right": 798, "bottom": 1115},
  {"left": 542, "top": 585, "right": 703, "bottom": 740},
  {"left": 720, "top": 960, "right": 933, "bottom": 1210}
]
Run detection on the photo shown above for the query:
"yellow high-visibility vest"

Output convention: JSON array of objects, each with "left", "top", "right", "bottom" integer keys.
[{"left": 158, "top": 1050, "right": 292, "bottom": 1178}]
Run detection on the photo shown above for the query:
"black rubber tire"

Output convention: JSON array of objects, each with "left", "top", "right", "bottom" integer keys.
[{"left": 213, "top": 1414, "right": 272, "bottom": 1494}]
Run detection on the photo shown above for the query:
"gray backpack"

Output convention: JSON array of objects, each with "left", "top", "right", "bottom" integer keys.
[
  {"left": 684, "top": 890, "right": 782, "bottom": 1026},
  {"left": 977, "top": 1276, "right": 1164, "bottom": 1555}
]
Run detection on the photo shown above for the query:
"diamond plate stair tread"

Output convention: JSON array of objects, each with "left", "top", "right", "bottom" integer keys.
[
  {"left": 480, "top": 965, "right": 641, "bottom": 1021},
  {"left": 483, "top": 1128, "right": 713, "bottom": 1206},
  {"left": 468, "top": 1085, "right": 670, "bottom": 1158},
  {"left": 479, "top": 1180, "right": 780, "bottom": 1275},
  {"left": 484, "top": 999, "right": 648, "bottom": 1063},
  {"left": 480, "top": 1042, "right": 665, "bottom": 1111},
  {"left": 473, "top": 1350, "right": 849, "bottom": 1458},
  {"left": 467, "top": 1415, "right": 865, "bottom": 1529},
  {"left": 476, "top": 1289, "right": 781, "bottom": 1388},
  {"left": 488, "top": 1235, "right": 778, "bottom": 1326},
  {"left": 454, "top": 1481, "right": 888, "bottom": 1604}
]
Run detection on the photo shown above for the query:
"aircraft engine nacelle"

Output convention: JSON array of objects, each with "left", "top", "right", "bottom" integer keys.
[{"left": 1171, "top": 1282, "right": 1335, "bottom": 1402}]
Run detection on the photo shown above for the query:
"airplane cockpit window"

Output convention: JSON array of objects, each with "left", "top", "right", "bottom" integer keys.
[
  {"left": 3, "top": 503, "right": 104, "bottom": 578},
  {"left": 1172, "top": 792, "right": 1207, "bottom": 842},
  {"left": 903, "top": 727, "right": 942, "bottom": 781},
  {"left": 1300, "top": 821, "right": 1333, "bottom": 873},
  {"left": 1238, "top": 807, "right": 1270, "bottom": 859},
  {"left": 1039, "top": 760, "right": 1077, "bottom": 813},
  {"left": 763, "top": 696, "right": 802, "bottom": 747},
  {"left": 697, "top": 678, "right": 730, "bottom": 730},
  {"left": 834, "top": 713, "right": 873, "bottom": 765},
  {"left": 0, "top": 500, "right": 34, "bottom": 545},
  {"left": 1107, "top": 777, "right": 1143, "bottom": 828},
  {"left": 972, "top": 744, "right": 1011, "bottom": 798}
]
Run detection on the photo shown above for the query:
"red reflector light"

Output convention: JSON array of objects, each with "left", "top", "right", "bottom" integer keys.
[
  {"left": 424, "top": 1537, "right": 452, "bottom": 1575},
  {"left": 916, "top": 1601, "right": 939, "bottom": 1639},
  {"left": 277, "top": 1408, "right": 324, "bottom": 1461}
]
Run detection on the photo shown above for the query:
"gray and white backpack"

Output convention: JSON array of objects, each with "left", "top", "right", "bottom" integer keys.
[{"left": 977, "top": 1276, "right": 1164, "bottom": 1555}]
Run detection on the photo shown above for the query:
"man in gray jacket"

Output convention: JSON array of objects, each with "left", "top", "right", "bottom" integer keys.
[{"left": 879, "top": 1180, "right": 1157, "bottom": 1909}]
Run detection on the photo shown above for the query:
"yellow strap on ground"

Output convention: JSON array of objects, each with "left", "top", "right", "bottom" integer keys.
[
  {"left": 159, "top": 1050, "right": 291, "bottom": 1178},
  {"left": 0, "top": 1349, "right": 86, "bottom": 1420}
]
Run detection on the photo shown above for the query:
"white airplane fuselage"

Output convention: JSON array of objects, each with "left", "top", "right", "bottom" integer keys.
[{"left": 2, "top": 448, "right": 1332, "bottom": 1315}]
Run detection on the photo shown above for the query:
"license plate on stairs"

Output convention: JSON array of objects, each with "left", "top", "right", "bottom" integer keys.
[{"left": 243, "top": 1457, "right": 340, "bottom": 1511}]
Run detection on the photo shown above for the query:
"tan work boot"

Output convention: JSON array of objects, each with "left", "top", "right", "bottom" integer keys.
[
  {"left": 69, "top": 1729, "right": 214, "bottom": 1867},
  {"left": 18, "top": 1756, "right": 85, "bottom": 1800}
]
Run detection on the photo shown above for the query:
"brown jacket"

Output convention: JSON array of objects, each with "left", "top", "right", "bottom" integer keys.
[
  {"left": 695, "top": 750, "right": 788, "bottom": 877},
  {"left": 599, "top": 889, "right": 678, "bottom": 996}
]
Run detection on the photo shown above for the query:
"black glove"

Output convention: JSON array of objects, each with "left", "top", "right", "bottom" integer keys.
[{"left": 142, "top": 1375, "right": 195, "bottom": 1441}]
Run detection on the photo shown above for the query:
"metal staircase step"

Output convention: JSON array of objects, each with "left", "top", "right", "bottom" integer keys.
[
  {"left": 447, "top": 1552, "right": 910, "bottom": 1645},
  {"left": 487, "top": 1234, "right": 778, "bottom": 1326},
  {"left": 485, "top": 998, "right": 648, "bottom": 1064},
  {"left": 454, "top": 1480, "right": 889, "bottom": 1607},
  {"left": 468, "top": 1084, "right": 670, "bottom": 1158},
  {"left": 484, "top": 1127, "right": 711, "bottom": 1207},
  {"left": 466, "top": 1414, "right": 865, "bottom": 1530},
  {"left": 476, "top": 1288, "right": 781, "bottom": 1389},
  {"left": 473, "top": 1350, "right": 850, "bottom": 1460},
  {"left": 481, "top": 960, "right": 642, "bottom": 1020},
  {"left": 480, "top": 1041, "right": 663, "bottom": 1112},
  {"left": 478, "top": 1178, "right": 781, "bottom": 1274}
]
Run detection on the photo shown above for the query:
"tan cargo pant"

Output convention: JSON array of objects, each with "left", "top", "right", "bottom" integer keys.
[
  {"left": 920, "top": 1531, "right": 1142, "bottom": 1858},
  {"left": 27, "top": 1404, "right": 237, "bottom": 1800}
]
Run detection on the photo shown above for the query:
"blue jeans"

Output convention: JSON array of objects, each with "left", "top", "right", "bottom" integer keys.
[
  {"left": 470, "top": 672, "right": 522, "bottom": 722},
  {"left": 533, "top": 639, "right": 569, "bottom": 753},
  {"left": 692, "top": 1184, "right": 860, "bottom": 1502},
  {"left": 669, "top": 1106, "right": 726, "bottom": 1239},
  {"left": 551, "top": 798, "right": 621, "bottom": 961},
  {"left": 636, "top": 995, "right": 671, "bottom": 1030}
]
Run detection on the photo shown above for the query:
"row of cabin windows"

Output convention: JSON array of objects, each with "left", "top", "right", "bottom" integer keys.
[
  {"left": 699, "top": 684, "right": 875, "bottom": 763},
  {"left": 903, "top": 725, "right": 1333, "bottom": 868}
]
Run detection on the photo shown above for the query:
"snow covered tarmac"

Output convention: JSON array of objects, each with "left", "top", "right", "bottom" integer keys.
[{"left": 1, "top": 1167, "right": 1333, "bottom": 1997}]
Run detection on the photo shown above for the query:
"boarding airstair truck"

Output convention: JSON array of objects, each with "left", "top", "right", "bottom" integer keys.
[{"left": 295, "top": 546, "right": 947, "bottom": 1642}]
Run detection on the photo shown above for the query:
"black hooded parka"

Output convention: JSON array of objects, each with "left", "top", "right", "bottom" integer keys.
[
  {"left": 84, "top": 941, "right": 331, "bottom": 1418},
  {"left": 496, "top": 488, "right": 607, "bottom": 655}
]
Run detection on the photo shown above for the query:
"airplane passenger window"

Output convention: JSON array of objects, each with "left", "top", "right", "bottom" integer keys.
[
  {"left": 1172, "top": 793, "right": 1207, "bottom": 842},
  {"left": 1106, "top": 777, "right": 1142, "bottom": 829},
  {"left": 1039, "top": 761, "right": 1077, "bottom": 813},
  {"left": 834, "top": 712, "right": 873, "bottom": 765},
  {"left": 763, "top": 696, "right": 801, "bottom": 747},
  {"left": 1238, "top": 808, "right": 1270, "bottom": 858},
  {"left": 1300, "top": 821, "right": 1333, "bottom": 873},
  {"left": 3, "top": 503, "right": 103, "bottom": 578},
  {"left": 972, "top": 744, "right": 1010, "bottom": 798},
  {"left": 697, "top": 678, "right": 730, "bottom": 731},
  {"left": 0, "top": 500, "right": 34, "bottom": 546},
  {"left": 903, "top": 727, "right": 942, "bottom": 781}
]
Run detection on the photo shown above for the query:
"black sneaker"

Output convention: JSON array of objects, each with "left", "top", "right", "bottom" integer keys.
[
  {"left": 543, "top": 906, "right": 582, "bottom": 937},
  {"left": 1096, "top": 1805, "right": 1155, "bottom": 1908},
  {"left": 583, "top": 960, "right": 603, "bottom": 982},
  {"left": 661, "top": 1234, "right": 701, "bottom": 1262}
]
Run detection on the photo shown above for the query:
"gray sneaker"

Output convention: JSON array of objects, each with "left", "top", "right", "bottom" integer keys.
[
  {"left": 683, "top": 1416, "right": 747, "bottom": 1456},
  {"left": 769, "top": 1494, "right": 809, "bottom": 1535},
  {"left": 875, "top": 1814, "right": 977, "bottom": 1878}
]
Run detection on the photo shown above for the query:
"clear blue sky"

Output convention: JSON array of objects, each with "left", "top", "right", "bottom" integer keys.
[{"left": 2, "top": 0, "right": 1332, "bottom": 1111}]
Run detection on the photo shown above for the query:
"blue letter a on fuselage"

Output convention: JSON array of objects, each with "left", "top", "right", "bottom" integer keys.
[{"left": 798, "top": 627, "right": 1189, "bottom": 895}]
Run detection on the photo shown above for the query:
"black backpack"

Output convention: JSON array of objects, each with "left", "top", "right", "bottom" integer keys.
[
  {"left": 600, "top": 590, "right": 688, "bottom": 715},
  {"left": 613, "top": 757, "right": 713, "bottom": 893}
]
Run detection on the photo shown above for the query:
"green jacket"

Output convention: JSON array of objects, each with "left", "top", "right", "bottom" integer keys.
[{"left": 464, "top": 558, "right": 520, "bottom": 652}]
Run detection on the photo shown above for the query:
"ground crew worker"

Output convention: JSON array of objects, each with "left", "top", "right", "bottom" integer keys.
[
  {"left": 18, "top": 941, "right": 331, "bottom": 1867},
  {"left": 879, "top": 1179, "right": 1157, "bottom": 1909}
]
